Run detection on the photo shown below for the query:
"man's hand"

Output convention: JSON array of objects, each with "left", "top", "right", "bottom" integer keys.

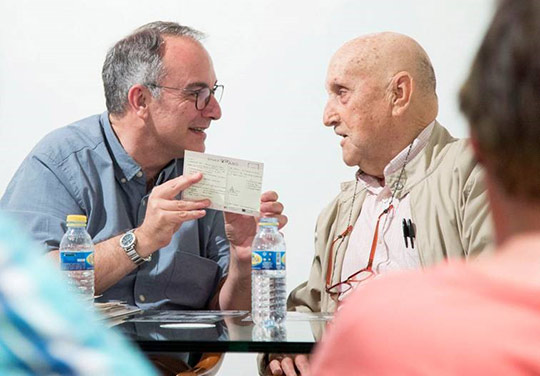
[
  {"left": 224, "top": 191, "right": 287, "bottom": 260},
  {"left": 267, "top": 354, "right": 310, "bottom": 376},
  {"left": 135, "top": 173, "right": 211, "bottom": 257}
]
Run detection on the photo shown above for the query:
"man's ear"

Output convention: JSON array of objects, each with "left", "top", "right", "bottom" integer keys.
[
  {"left": 127, "top": 84, "right": 151, "bottom": 119},
  {"left": 390, "top": 71, "right": 412, "bottom": 117}
]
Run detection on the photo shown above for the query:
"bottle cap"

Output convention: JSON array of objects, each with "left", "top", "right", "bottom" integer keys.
[{"left": 66, "top": 214, "right": 87, "bottom": 224}]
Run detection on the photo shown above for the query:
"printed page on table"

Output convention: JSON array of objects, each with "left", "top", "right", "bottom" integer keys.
[{"left": 182, "top": 151, "right": 264, "bottom": 216}]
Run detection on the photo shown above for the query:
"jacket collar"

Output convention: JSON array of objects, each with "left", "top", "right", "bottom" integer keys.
[{"left": 388, "top": 121, "right": 457, "bottom": 199}]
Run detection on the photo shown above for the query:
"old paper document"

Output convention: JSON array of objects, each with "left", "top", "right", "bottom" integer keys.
[{"left": 183, "top": 151, "right": 264, "bottom": 216}]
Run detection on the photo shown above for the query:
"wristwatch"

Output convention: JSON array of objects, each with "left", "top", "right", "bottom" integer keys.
[{"left": 120, "top": 230, "right": 151, "bottom": 266}]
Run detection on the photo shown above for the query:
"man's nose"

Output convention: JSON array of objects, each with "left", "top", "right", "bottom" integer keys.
[
  {"left": 202, "top": 94, "right": 222, "bottom": 120},
  {"left": 323, "top": 101, "right": 339, "bottom": 127}
]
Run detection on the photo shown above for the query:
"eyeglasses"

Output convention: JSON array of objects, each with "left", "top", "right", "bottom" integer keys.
[
  {"left": 146, "top": 82, "right": 224, "bottom": 110},
  {"left": 325, "top": 204, "right": 394, "bottom": 298}
]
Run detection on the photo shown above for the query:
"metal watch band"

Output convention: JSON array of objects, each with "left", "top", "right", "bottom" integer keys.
[{"left": 121, "top": 230, "right": 151, "bottom": 266}]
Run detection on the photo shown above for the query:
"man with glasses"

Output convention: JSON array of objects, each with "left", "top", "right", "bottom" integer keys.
[
  {"left": 0, "top": 21, "right": 286, "bottom": 313},
  {"left": 263, "top": 32, "right": 492, "bottom": 376}
]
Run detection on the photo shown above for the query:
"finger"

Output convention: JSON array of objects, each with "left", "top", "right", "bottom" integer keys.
[
  {"left": 159, "top": 209, "right": 207, "bottom": 224},
  {"left": 268, "top": 359, "right": 284, "bottom": 375},
  {"left": 152, "top": 172, "right": 203, "bottom": 200},
  {"left": 281, "top": 358, "right": 298, "bottom": 376},
  {"left": 155, "top": 198, "right": 211, "bottom": 212},
  {"left": 261, "top": 190, "right": 278, "bottom": 202},
  {"left": 268, "top": 353, "right": 285, "bottom": 362},
  {"left": 260, "top": 201, "right": 284, "bottom": 214},
  {"left": 294, "top": 355, "right": 310, "bottom": 375}
]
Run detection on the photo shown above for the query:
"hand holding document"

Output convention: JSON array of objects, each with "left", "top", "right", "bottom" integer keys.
[{"left": 182, "top": 151, "right": 264, "bottom": 216}]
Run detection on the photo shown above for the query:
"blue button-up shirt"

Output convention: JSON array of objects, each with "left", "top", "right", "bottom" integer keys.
[{"left": 0, "top": 112, "right": 230, "bottom": 310}]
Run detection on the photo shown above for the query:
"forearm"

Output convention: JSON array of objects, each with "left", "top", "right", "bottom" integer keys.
[
  {"left": 94, "top": 234, "right": 139, "bottom": 293},
  {"left": 48, "top": 228, "right": 158, "bottom": 294},
  {"left": 218, "top": 245, "right": 252, "bottom": 310}
]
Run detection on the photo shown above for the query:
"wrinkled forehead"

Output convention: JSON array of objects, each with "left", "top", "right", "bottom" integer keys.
[{"left": 326, "top": 45, "right": 379, "bottom": 86}]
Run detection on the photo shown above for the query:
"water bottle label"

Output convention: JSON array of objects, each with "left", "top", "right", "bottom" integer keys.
[
  {"left": 252, "top": 250, "right": 286, "bottom": 270},
  {"left": 60, "top": 251, "right": 94, "bottom": 271}
]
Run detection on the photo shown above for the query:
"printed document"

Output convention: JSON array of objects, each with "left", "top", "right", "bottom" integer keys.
[{"left": 182, "top": 151, "right": 264, "bottom": 216}]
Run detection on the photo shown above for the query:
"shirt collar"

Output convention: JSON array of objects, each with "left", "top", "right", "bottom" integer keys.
[{"left": 100, "top": 112, "right": 143, "bottom": 181}]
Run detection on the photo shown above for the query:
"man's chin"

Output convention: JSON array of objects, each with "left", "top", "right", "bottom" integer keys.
[
  {"left": 185, "top": 145, "right": 206, "bottom": 154},
  {"left": 342, "top": 154, "right": 359, "bottom": 167}
]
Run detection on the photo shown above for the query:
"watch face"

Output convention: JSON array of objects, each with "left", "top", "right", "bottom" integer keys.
[{"left": 121, "top": 232, "right": 135, "bottom": 248}]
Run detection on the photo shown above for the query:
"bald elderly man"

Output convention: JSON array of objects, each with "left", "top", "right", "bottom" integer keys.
[{"left": 262, "top": 32, "right": 493, "bottom": 376}]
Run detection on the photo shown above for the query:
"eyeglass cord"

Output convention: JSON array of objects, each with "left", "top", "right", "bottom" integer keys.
[{"left": 384, "top": 142, "right": 414, "bottom": 211}]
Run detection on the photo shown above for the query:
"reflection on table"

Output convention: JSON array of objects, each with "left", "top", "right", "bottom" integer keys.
[{"left": 117, "top": 310, "right": 332, "bottom": 354}]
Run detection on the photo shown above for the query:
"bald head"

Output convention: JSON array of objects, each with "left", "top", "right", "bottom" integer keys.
[{"left": 334, "top": 32, "right": 436, "bottom": 100}]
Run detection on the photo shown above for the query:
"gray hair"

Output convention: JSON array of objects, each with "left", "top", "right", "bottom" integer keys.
[{"left": 102, "top": 21, "right": 204, "bottom": 116}]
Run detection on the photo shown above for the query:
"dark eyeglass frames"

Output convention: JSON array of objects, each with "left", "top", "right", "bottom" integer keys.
[{"left": 146, "top": 83, "right": 224, "bottom": 110}]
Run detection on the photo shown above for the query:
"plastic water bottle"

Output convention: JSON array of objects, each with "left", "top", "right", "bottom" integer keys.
[
  {"left": 251, "top": 217, "right": 286, "bottom": 328},
  {"left": 59, "top": 215, "right": 95, "bottom": 299}
]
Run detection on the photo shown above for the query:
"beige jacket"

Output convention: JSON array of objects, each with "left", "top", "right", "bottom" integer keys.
[{"left": 287, "top": 122, "right": 493, "bottom": 316}]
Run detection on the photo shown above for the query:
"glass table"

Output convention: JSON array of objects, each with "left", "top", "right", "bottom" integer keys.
[{"left": 117, "top": 310, "right": 332, "bottom": 354}]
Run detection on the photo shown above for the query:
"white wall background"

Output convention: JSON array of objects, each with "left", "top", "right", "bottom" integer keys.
[{"left": 0, "top": 0, "right": 495, "bottom": 374}]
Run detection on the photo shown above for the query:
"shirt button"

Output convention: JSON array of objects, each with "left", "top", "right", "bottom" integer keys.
[
  {"left": 120, "top": 178, "right": 127, "bottom": 184},
  {"left": 136, "top": 171, "right": 143, "bottom": 178},
  {"left": 139, "top": 294, "right": 146, "bottom": 302}
]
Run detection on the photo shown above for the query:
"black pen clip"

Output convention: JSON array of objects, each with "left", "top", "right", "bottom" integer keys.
[
  {"left": 402, "top": 218, "right": 416, "bottom": 249},
  {"left": 407, "top": 219, "right": 415, "bottom": 249},
  {"left": 402, "top": 219, "right": 409, "bottom": 248}
]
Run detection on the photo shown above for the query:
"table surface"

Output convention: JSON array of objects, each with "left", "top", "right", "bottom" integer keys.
[{"left": 117, "top": 310, "right": 332, "bottom": 354}]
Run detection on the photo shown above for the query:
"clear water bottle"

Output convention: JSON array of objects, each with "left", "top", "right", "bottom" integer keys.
[
  {"left": 59, "top": 215, "right": 95, "bottom": 299},
  {"left": 252, "top": 322, "right": 287, "bottom": 342},
  {"left": 251, "top": 217, "right": 286, "bottom": 328}
]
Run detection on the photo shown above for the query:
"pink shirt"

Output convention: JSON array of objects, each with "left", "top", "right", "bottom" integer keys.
[
  {"left": 312, "top": 261, "right": 540, "bottom": 375},
  {"left": 340, "top": 122, "right": 434, "bottom": 299}
]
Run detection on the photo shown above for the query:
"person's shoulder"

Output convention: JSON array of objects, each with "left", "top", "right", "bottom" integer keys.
[
  {"left": 30, "top": 113, "right": 106, "bottom": 165},
  {"left": 431, "top": 122, "right": 472, "bottom": 157},
  {"left": 429, "top": 122, "right": 480, "bottom": 176},
  {"left": 434, "top": 122, "right": 473, "bottom": 159}
]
